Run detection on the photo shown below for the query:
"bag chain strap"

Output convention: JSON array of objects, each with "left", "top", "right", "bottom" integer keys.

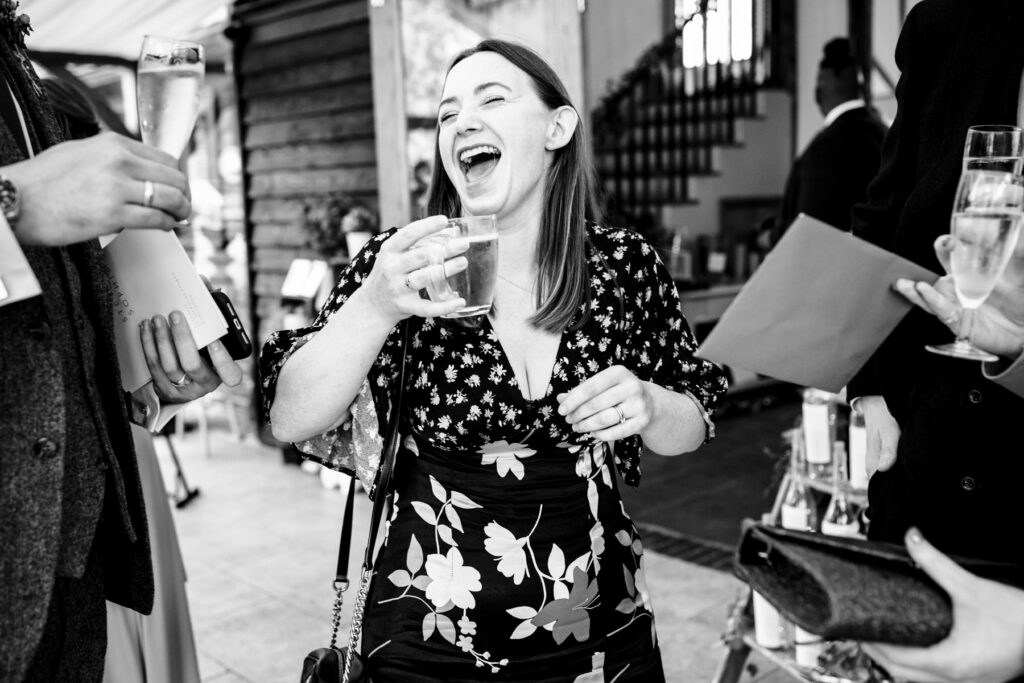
[{"left": 341, "top": 568, "right": 373, "bottom": 683}]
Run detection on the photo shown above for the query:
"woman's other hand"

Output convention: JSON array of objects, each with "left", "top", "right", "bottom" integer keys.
[
  {"left": 862, "top": 528, "right": 1024, "bottom": 683},
  {"left": 556, "top": 366, "right": 653, "bottom": 442},
  {"left": 360, "top": 215, "right": 469, "bottom": 322}
]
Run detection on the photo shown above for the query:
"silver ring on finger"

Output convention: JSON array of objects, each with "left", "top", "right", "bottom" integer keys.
[
  {"left": 171, "top": 372, "right": 191, "bottom": 388},
  {"left": 940, "top": 308, "right": 961, "bottom": 326},
  {"left": 613, "top": 405, "right": 626, "bottom": 425},
  {"left": 404, "top": 274, "right": 416, "bottom": 290},
  {"left": 143, "top": 180, "right": 156, "bottom": 208}
]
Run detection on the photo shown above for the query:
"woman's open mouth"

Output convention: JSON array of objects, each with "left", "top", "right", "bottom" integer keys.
[{"left": 459, "top": 144, "right": 502, "bottom": 183}]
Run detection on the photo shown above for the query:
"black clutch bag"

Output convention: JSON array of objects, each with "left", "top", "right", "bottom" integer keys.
[{"left": 733, "top": 520, "right": 1024, "bottom": 646}]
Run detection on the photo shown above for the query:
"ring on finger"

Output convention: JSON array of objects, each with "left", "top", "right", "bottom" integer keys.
[
  {"left": 143, "top": 180, "right": 155, "bottom": 208},
  {"left": 404, "top": 274, "right": 416, "bottom": 290},
  {"left": 171, "top": 372, "right": 191, "bottom": 388},
  {"left": 940, "top": 309, "right": 961, "bottom": 326},
  {"left": 613, "top": 405, "right": 626, "bottom": 425}
]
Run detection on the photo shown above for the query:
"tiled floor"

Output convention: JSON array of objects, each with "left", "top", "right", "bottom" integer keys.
[{"left": 157, "top": 423, "right": 793, "bottom": 682}]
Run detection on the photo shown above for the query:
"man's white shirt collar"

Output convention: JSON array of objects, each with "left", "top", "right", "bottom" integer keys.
[{"left": 824, "top": 99, "right": 867, "bottom": 127}]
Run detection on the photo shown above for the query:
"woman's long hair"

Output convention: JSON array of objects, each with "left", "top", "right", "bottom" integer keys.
[{"left": 426, "top": 39, "right": 602, "bottom": 333}]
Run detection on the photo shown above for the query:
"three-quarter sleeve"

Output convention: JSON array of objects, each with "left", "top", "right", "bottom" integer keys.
[
  {"left": 258, "top": 229, "right": 404, "bottom": 483},
  {"left": 597, "top": 227, "right": 729, "bottom": 485}
]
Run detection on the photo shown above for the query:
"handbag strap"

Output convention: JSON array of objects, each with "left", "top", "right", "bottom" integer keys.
[{"left": 328, "top": 318, "right": 411, "bottom": 653}]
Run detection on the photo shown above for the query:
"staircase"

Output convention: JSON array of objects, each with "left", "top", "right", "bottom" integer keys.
[{"left": 590, "top": 0, "right": 789, "bottom": 236}]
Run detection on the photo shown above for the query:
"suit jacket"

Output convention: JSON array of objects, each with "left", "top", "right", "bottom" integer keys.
[
  {"left": 779, "top": 105, "right": 888, "bottom": 233},
  {"left": 848, "top": 0, "right": 1024, "bottom": 563},
  {"left": 0, "top": 39, "right": 152, "bottom": 681}
]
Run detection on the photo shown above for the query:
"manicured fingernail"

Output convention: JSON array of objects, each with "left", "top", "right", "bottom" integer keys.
[
  {"left": 891, "top": 279, "right": 907, "bottom": 292},
  {"left": 139, "top": 320, "right": 148, "bottom": 332},
  {"left": 153, "top": 315, "right": 165, "bottom": 328},
  {"left": 170, "top": 311, "right": 184, "bottom": 325},
  {"left": 906, "top": 527, "right": 923, "bottom": 545}
]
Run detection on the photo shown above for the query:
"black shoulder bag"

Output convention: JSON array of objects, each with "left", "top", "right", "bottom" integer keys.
[{"left": 300, "top": 320, "right": 410, "bottom": 683}]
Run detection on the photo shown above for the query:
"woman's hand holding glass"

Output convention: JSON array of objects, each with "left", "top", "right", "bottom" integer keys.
[
  {"left": 556, "top": 366, "right": 654, "bottom": 442},
  {"left": 895, "top": 233, "right": 1024, "bottom": 362},
  {"left": 361, "top": 216, "right": 469, "bottom": 322}
]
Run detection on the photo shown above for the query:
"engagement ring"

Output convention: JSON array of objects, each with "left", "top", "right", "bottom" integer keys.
[
  {"left": 404, "top": 274, "right": 415, "bottom": 290},
  {"left": 143, "top": 180, "right": 155, "bottom": 208},
  {"left": 614, "top": 405, "right": 626, "bottom": 425},
  {"left": 171, "top": 372, "right": 191, "bottom": 387}
]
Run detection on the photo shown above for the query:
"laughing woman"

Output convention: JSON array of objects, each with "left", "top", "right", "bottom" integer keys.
[{"left": 260, "top": 40, "right": 726, "bottom": 682}]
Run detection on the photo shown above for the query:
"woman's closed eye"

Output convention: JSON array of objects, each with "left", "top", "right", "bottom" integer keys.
[{"left": 439, "top": 110, "right": 458, "bottom": 125}]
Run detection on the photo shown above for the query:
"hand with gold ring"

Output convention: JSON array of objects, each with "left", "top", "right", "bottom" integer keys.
[
  {"left": 3, "top": 131, "right": 192, "bottom": 246},
  {"left": 139, "top": 305, "right": 243, "bottom": 406},
  {"left": 556, "top": 365, "right": 654, "bottom": 443},
  {"left": 893, "top": 234, "right": 1024, "bottom": 361},
  {"left": 359, "top": 215, "right": 471, "bottom": 324}
]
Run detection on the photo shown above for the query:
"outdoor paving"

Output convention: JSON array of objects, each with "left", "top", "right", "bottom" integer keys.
[{"left": 158, "top": 411, "right": 792, "bottom": 682}]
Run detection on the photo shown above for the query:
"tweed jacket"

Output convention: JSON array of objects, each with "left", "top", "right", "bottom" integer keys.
[
  {"left": 848, "top": 0, "right": 1024, "bottom": 564},
  {"left": 0, "top": 38, "right": 153, "bottom": 681}
]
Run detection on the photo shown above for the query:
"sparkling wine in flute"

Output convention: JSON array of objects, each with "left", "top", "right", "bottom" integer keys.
[
  {"left": 964, "top": 156, "right": 1023, "bottom": 173},
  {"left": 137, "top": 63, "right": 202, "bottom": 158},
  {"left": 949, "top": 210, "right": 1022, "bottom": 307}
]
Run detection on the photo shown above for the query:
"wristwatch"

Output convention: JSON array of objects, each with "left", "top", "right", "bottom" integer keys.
[{"left": 0, "top": 174, "right": 21, "bottom": 227}]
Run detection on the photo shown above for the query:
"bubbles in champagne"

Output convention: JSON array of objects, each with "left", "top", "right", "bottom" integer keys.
[
  {"left": 137, "top": 63, "right": 202, "bottom": 158},
  {"left": 950, "top": 211, "right": 1023, "bottom": 307}
]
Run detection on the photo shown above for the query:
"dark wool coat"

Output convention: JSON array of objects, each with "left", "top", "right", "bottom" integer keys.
[{"left": 849, "top": 0, "right": 1024, "bottom": 565}]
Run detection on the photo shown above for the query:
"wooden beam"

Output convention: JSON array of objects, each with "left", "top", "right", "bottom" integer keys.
[{"left": 369, "top": 0, "right": 411, "bottom": 230}]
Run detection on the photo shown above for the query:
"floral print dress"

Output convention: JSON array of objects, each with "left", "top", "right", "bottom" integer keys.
[{"left": 260, "top": 225, "right": 727, "bottom": 682}]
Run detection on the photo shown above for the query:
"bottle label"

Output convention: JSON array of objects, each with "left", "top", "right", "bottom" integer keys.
[
  {"left": 752, "top": 592, "right": 787, "bottom": 648},
  {"left": 821, "top": 521, "right": 862, "bottom": 538},
  {"left": 803, "top": 403, "right": 832, "bottom": 464},
  {"left": 793, "top": 626, "right": 824, "bottom": 667},
  {"left": 848, "top": 424, "right": 869, "bottom": 489},
  {"left": 781, "top": 504, "right": 810, "bottom": 531}
]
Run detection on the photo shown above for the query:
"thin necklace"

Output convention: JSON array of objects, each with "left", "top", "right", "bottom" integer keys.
[{"left": 497, "top": 273, "right": 536, "bottom": 294}]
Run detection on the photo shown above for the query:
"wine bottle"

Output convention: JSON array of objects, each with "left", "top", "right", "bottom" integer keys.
[
  {"left": 802, "top": 388, "right": 834, "bottom": 480},
  {"left": 821, "top": 443, "right": 862, "bottom": 538},
  {"left": 848, "top": 410, "right": 869, "bottom": 491},
  {"left": 752, "top": 513, "right": 788, "bottom": 649},
  {"left": 780, "top": 430, "right": 819, "bottom": 532}
]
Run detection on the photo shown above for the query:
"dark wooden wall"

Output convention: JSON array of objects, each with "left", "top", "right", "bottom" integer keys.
[
  {"left": 229, "top": 0, "right": 380, "bottom": 442},
  {"left": 231, "top": 0, "right": 379, "bottom": 350}
]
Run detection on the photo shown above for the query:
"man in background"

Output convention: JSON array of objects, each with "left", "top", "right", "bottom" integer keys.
[{"left": 776, "top": 37, "right": 888, "bottom": 238}]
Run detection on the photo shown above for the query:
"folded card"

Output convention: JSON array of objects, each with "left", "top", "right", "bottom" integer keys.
[
  {"left": 696, "top": 214, "right": 939, "bottom": 392},
  {"left": 104, "top": 230, "right": 227, "bottom": 393}
]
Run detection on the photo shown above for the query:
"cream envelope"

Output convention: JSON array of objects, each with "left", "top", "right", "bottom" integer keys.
[{"left": 696, "top": 214, "right": 939, "bottom": 392}]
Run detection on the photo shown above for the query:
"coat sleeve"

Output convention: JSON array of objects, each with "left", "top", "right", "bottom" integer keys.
[{"left": 846, "top": 6, "right": 924, "bottom": 402}]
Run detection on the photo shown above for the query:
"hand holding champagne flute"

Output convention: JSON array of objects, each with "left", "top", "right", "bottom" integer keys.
[{"left": 925, "top": 170, "right": 1024, "bottom": 361}]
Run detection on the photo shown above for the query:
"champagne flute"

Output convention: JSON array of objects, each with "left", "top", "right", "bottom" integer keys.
[
  {"left": 137, "top": 35, "right": 204, "bottom": 159},
  {"left": 925, "top": 170, "right": 1024, "bottom": 361},
  {"left": 963, "top": 125, "right": 1023, "bottom": 173}
]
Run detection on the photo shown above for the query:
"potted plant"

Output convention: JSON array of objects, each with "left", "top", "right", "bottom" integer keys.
[{"left": 303, "top": 193, "right": 379, "bottom": 265}]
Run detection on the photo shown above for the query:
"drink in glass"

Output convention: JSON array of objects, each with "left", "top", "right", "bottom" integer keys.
[
  {"left": 137, "top": 35, "right": 204, "bottom": 159},
  {"left": 926, "top": 170, "right": 1024, "bottom": 361},
  {"left": 963, "top": 125, "right": 1023, "bottom": 173},
  {"left": 421, "top": 216, "right": 498, "bottom": 318}
]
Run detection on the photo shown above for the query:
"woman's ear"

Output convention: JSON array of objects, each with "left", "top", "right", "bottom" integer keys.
[{"left": 545, "top": 105, "right": 579, "bottom": 151}]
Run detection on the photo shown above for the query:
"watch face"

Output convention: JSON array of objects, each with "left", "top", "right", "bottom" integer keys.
[{"left": 0, "top": 176, "right": 19, "bottom": 221}]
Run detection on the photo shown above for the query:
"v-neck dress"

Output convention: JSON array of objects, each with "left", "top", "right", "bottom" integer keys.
[{"left": 260, "top": 224, "right": 727, "bottom": 682}]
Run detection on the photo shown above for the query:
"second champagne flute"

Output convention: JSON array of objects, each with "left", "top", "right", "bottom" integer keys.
[
  {"left": 137, "top": 34, "right": 204, "bottom": 159},
  {"left": 925, "top": 170, "right": 1024, "bottom": 361}
]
